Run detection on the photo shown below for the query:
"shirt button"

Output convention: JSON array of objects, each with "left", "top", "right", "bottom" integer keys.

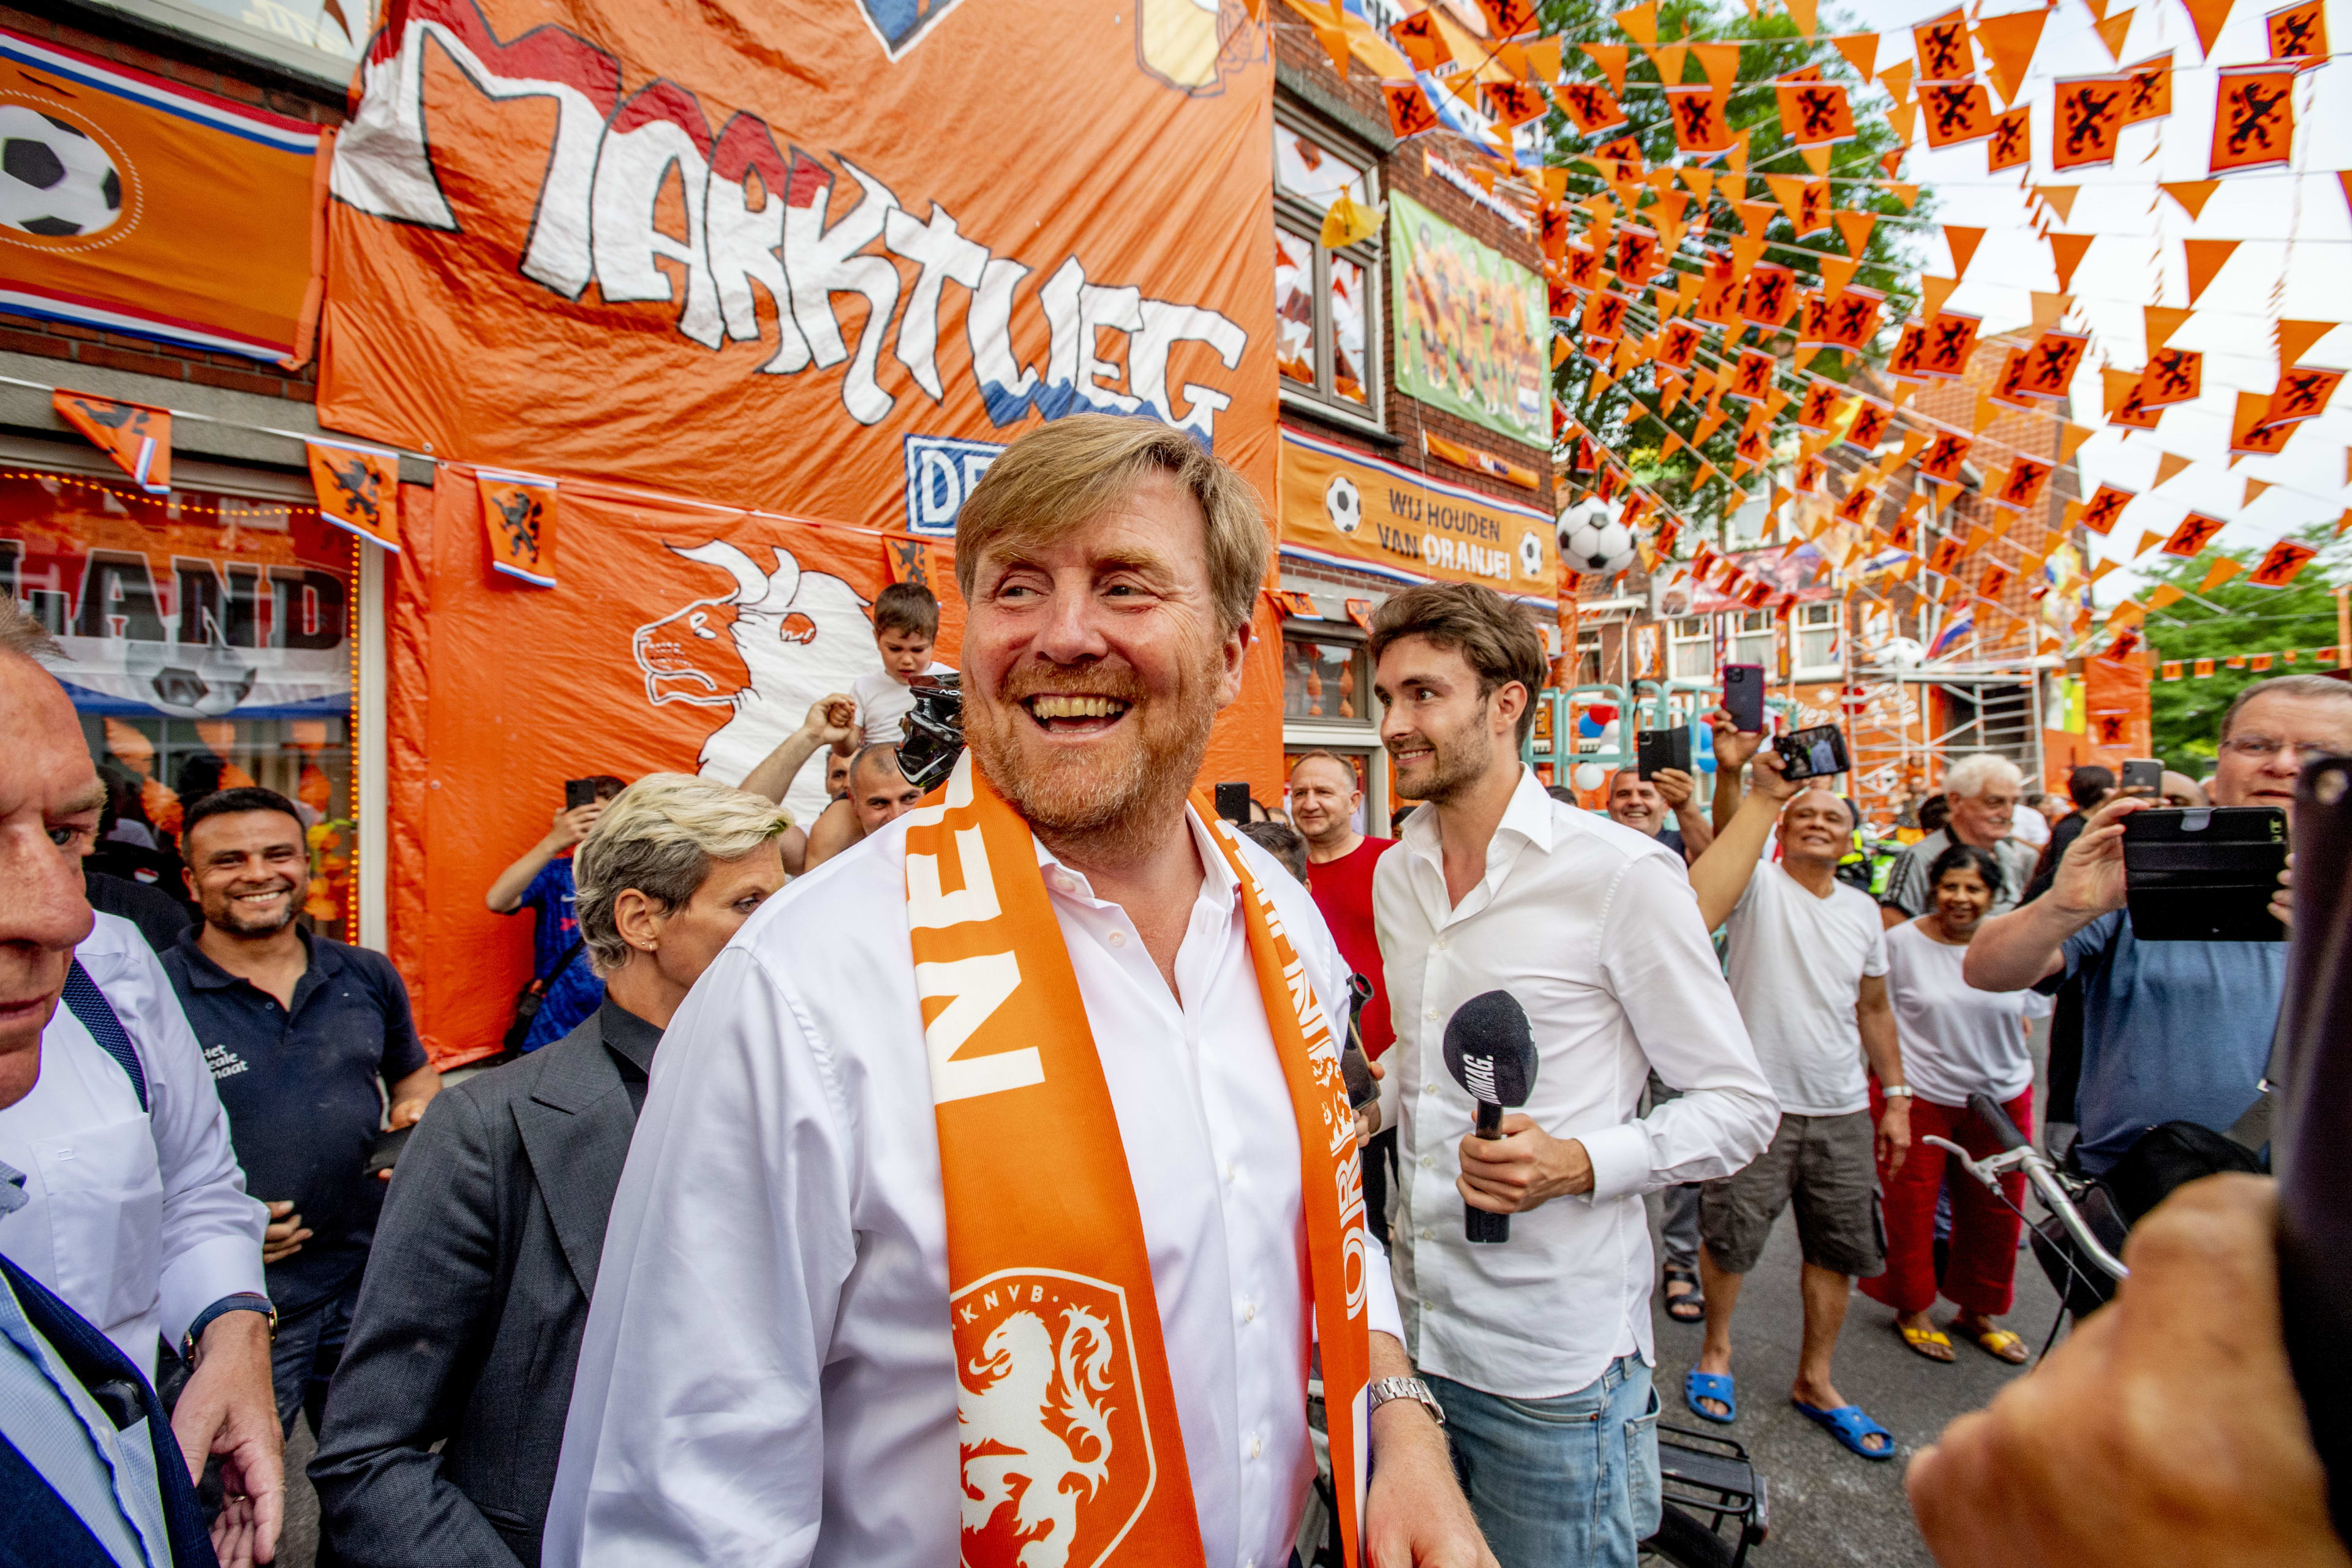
[
  {"left": 1420, "top": 1154, "right": 1434, "bottom": 1169},
  {"left": 1247, "top": 1434, "right": 1264, "bottom": 1460},
  {"left": 1052, "top": 872, "right": 1076, "bottom": 893},
  {"left": 1241, "top": 1300, "right": 1257, "bottom": 1322},
  {"left": 1423, "top": 1082, "right": 1437, "bottom": 1095},
  {"left": 1425, "top": 1008, "right": 1438, "bottom": 1021},
  {"left": 1418, "top": 1226, "right": 1435, "bottom": 1240},
  {"left": 1224, "top": 1163, "right": 1238, "bottom": 1183},
  {"left": 1107, "top": 930, "right": 1127, "bottom": 948},
  {"left": 1433, "top": 937, "right": 1448, "bottom": 952}
]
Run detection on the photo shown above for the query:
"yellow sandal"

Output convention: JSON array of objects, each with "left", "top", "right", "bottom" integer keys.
[
  {"left": 1898, "top": 1323, "right": 1955, "bottom": 1362},
  {"left": 1963, "top": 1324, "right": 2029, "bottom": 1364}
]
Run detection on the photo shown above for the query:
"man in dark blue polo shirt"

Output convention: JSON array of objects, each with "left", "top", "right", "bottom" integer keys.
[{"left": 160, "top": 786, "right": 439, "bottom": 1438}]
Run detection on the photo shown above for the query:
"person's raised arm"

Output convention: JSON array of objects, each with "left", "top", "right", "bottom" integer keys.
[
  {"left": 1653, "top": 766, "right": 1714, "bottom": 859},
  {"left": 740, "top": 694, "right": 856, "bottom": 807},
  {"left": 485, "top": 802, "right": 598, "bottom": 914},
  {"left": 1858, "top": 973, "right": 1907, "bottom": 1177},
  {"left": 1708, "top": 704, "right": 1764, "bottom": 839},
  {"left": 1964, "top": 795, "right": 2146, "bottom": 993},
  {"left": 1687, "top": 748, "right": 1797, "bottom": 930}
]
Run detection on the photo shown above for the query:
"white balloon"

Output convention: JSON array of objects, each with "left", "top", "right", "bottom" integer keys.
[{"left": 1572, "top": 763, "right": 1607, "bottom": 792}]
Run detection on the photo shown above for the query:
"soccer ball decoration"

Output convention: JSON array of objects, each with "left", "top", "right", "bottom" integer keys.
[
  {"left": 1558, "top": 498, "right": 1636, "bottom": 576},
  {"left": 0, "top": 107, "right": 123, "bottom": 239},
  {"left": 1875, "top": 637, "right": 1926, "bottom": 669},
  {"left": 1324, "top": 473, "right": 1362, "bottom": 535}
]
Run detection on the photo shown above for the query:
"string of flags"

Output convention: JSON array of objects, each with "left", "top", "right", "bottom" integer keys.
[{"left": 2162, "top": 645, "right": 2346, "bottom": 677}]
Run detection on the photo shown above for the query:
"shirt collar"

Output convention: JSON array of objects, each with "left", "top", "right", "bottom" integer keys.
[
  {"left": 597, "top": 995, "right": 663, "bottom": 1080},
  {"left": 1030, "top": 804, "right": 1242, "bottom": 914},
  {"left": 1400, "top": 764, "right": 1556, "bottom": 859},
  {"left": 172, "top": 924, "right": 333, "bottom": 990}
]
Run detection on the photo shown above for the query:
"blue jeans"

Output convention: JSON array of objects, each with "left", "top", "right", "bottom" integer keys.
[
  {"left": 1430, "top": 1357, "right": 1661, "bottom": 1568},
  {"left": 269, "top": 1274, "right": 358, "bottom": 1437}
]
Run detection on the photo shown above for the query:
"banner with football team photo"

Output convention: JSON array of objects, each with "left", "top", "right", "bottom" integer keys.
[{"left": 1387, "top": 191, "right": 1550, "bottom": 449}]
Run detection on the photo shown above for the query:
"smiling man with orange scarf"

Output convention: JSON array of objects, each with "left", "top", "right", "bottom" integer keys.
[{"left": 545, "top": 416, "right": 1490, "bottom": 1568}]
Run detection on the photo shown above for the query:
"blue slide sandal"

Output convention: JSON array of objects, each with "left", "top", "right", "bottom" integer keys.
[
  {"left": 1792, "top": 1398, "right": 1896, "bottom": 1460},
  {"left": 1683, "top": 1371, "right": 1736, "bottom": 1424}
]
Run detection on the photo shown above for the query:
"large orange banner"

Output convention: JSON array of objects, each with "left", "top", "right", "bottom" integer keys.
[{"left": 321, "top": 0, "right": 1275, "bottom": 529}]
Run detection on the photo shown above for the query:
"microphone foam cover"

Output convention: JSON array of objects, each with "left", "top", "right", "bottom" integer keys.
[{"left": 1441, "top": 990, "right": 1537, "bottom": 1107}]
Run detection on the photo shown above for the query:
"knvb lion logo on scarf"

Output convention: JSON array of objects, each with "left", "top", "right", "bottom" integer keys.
[{"left": 906, "top": 755, "right": 1371, "bottom": 1568}]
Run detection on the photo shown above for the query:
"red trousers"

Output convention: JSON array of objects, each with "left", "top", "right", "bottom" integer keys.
[{"left": 1859, "top": 1087, "right": 2034, "bottom": 1317}]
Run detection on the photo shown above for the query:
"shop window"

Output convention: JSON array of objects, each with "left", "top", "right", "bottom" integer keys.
[
  {"left": 1274, "top": 115, "right": 1383, "bottom": 428},
  {"left": 3, "top": 467, "right": 359, "bottom": 935},
  {"left": 1668, "top": 615, "right": 1714, "bottom": 681},
  {"left": 1730, "top": 610, "right": 1774, "bottom": 668},
  {"left": 1796, "top": 600, "right": 1841, "bottom": 671},
  {"left": 1283, "top": 632, "right": 1371, "bottom": 722}
]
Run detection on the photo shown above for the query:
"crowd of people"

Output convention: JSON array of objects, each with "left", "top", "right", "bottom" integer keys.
[{"left": 0, "top": 413, "right": 2344, "bottom": 1568}]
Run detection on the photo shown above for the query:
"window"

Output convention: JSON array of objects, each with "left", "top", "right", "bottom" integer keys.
[
  {"left": 1731, "top": 611, "right": 1774, "bottom": 668},
  {"left": 1668, "top": 616, "right": 1714, "bottom": 680},
  {"left": 1283, "top": 633, "right": 1371, "bottom": 722},
  {"left": 1574, "top": 631, "right": 1603, "bottom": 685},
  {"left": 1796, "top": 601, "right": 1841, "bottom": 670},
  {"left": 1274, "top": 116, "right": 1382, "bottom": 426}
]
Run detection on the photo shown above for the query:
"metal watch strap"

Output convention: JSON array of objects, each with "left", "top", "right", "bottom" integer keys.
[
  {"left": 1366, "top": 1375, "right": 1446, "bottom": 1426},
  {"left": 1882, "top": 1085, "right": 1915, "bottom": 1098}
]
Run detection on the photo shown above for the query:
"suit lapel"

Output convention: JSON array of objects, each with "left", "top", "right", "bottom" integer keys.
[{"left": 513, "top": 1032, "right": 635, "bottom": 1299}]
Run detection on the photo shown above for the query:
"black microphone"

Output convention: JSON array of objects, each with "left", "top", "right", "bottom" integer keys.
[{"left": 1442, "top": 990, "right": 1538, "bottom": 1244}]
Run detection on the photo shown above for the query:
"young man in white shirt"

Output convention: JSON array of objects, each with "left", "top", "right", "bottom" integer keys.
[
  {"left": 1684, "top": 723, "right": 1909, "bottom": 1462},
  {"left": 0, "top": 610, "right": 281, "bottom": 1567},
  {"left": 548, "top": 417, "right": 1490, "bottom": 1568},
  {"left": 1366, "top": 583, "right": 1776, "bottom": 1568}
]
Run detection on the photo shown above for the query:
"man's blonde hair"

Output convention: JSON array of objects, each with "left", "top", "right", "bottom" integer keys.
[
  {"left": 573, "top": 774, "right": 793, "bottom": 973},
  {"left": 954, "top": 415, "right": 1269, "bottom": 635}
]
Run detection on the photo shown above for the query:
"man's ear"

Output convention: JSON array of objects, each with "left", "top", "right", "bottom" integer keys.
[{"left": 1491, "top": 679, "right": 1529, "bottom": 738}]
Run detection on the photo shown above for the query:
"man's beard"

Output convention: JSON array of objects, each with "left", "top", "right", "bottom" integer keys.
[
  {"left": 1398, "top": 712, "right": 1498, "bottom": 806},
  {"left": 212, "top": 886, "right": 297, "bottom": 937},
  {"left": 967, "top": 654, "right": 1219, "bottom": 863}
]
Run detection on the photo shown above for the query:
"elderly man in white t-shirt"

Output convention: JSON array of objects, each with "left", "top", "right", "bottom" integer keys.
[{"left": 1682, "top": 722, "right": 1910, "bottom": 1463}]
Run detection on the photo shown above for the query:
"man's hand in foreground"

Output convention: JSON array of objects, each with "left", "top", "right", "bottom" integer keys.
[
  {"left": 174, "top": 1308, "right": 283, "bottom": 1567},
  {"left": 1365, "top": 1334, "right": 1495, "bottom": 1568},
  {"left": 1907, "top": 1175, "right": 2347, "bottom": 1568},
  {"left": 1458, "top": 1114, "right": 1594, "bottom": 1214},
  {"left": 1876, "top": 1095, "right": 1911, "bottom": 1179},
  {"left": 2044, "top": 793, "right": 2149, "bottom": 921},
  {"left": 259, "top": 1201, "right": 306, "bottom": 1264}
]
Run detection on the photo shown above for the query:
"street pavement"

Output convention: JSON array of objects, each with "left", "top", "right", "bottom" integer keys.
[{"left": 1643, "top": 1185, "right": 2067, "bottom": 1567}]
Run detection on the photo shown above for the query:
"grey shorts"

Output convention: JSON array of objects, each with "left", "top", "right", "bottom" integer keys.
[{"left": 1700, "top": 1110, "right": 1885, "bottom": 1278}]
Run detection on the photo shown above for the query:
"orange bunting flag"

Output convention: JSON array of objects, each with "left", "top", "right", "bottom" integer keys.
[
  {"left": 2249, "top": 537, "right": 2320, "bottom": 586},
  {"left": 1583, "top": 42, "right": 1631, "bottom": 93},
  {"left": 2162, "top": 511, "right": 2229, "bottom": 557},
  {"left": 2201, "top": 557, "right": 2247, "bottom": 593},
  {"left": 1381, "top": 81, "right": 1442, "bottom": 139},
  {"left": 2050, "top": 233, "right": 2096, "bottom": 294},
  {"left": 1482, "top": 79, "right": 1551, "bottom": 127},
  {"left": 1665, "top": 84, "right": 1736, "bottom": 152},
  {"left": 1739, "top": 263, "right": 1797, "bottom": 328},
  {"left": 477, "top": 467, "right": 559, "bottom": 587},
  {"left": 2267, "top": 0, "right": 2329, "bottom": 59},
  {"left": 1978, "top": 562, "right": 2014, "bottom": 603},
  {"left": 1921, "top": 82, "right": 1998, "bottom": 147},
  {"left": 2141, "top": 347, "right": 2203, "bottom": 407},
  {"left": 1660, "top": 318, "right": 1705, "bottom": 369},
  {"left": 1943, "top": 224, "right": 1988, "bottom": 277},
  {"left": 1914, "top": 10, "right": 1975, "bottom": 80},
  {"left": 1799, "top": 380, "right": 1843, "bottom": 428},
  {"left": 1846, "top": 398, "right": 1894, "bottom": 451},
  {"left": 1778, "top": 76, "right": 1856, "bottom": 145},
  {"left": 53, "top": 391, "right": 171, "bottom": 495},
  {"left": 304, "top": 438, "right": 402, "bottom": 553},
  {"left": 2267, "top": 365, "right": 2344, "bottom": 424},
  {"left": 2109, "top": 375, "right": 2162, "bottom": 430},
  {"left": 1921, "top": 310, "right": 1981, "bottom": 378},
  {"left": 1554, "top": 80, "right": 1629, "bottom": 135},
  {"left": 1997, "top": 456, "right": 2055, "bottom": 510},
  {"left": 2231, "top": 391, "right": 2296, "bottom": 456},
  {"left": 2185, "top": 0, "right": 2238, "bottom": 58},
  {"left": 2211, "top": 64, "right": 2297, "bottom": 173},
  {"left": 1988, "top": 105, "right": 2032, "bottom": 170},
  {"left": 1834, "top": 209, "right": 1877, "bottom": 259},
  {"left": 1731, "top": 347, "right": 1777, "bottom": 401},
  {"left": 1926, "top": 533, "right": 1967, "bottom": 576},
  {"left": 1613, "top": 0, "right": 1659, "bottom": 42},
  {"left": 1477, "top": 0, "right": 1541, "bottom": 39},
  {"left": 2079, "top": 483, "right": 2135, "bottom": 534},
  {"left": 1919, "top": 430, "right": 1973, "bottom": 481},
  {"left": 1890, "top": 321, "right": 1932, "bottom": 380},
  {"left": 1388, "top": 12, "right": 1452, "bottom": 70},
  {"left": 1976, "top": 7, "right": 2049, "bottom": 104},
  {"left": 2184, "top": 238, "right": 2239, "bottom": 304},
  {"left": 2020, "top": 330, "right": 2090, "bottom": 397},
  {"left": 2052, "top": 75, "right": 2129, "bottom": 168},
  {"left": 2124, "top": 53, "right": 2174, "bottom": 122},
  {"left": 886, "top": 537, "right": 935, "bottom": 589}
]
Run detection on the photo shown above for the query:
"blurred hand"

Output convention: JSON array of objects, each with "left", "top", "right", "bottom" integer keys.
[
  {"left": 545, "top": 801, "right": 603, "bottom": 851},
  {"left": 1748, "top": 747, "right": 1801, "bottom": 804},
  {"left": 1706, "top": 704, "right": 1763, "bottom": 774},
  {"left": 1458, "top": 1114, "right": 1593, "bottom": 1214},
  {"left": 1877, "top": 1096, "right": 1911, "bottom": 1178},
  {"left": 260, "top": 1200, "right": 307, "bottom": 1265},
  {"left": 1653, "top": 767, "right": 1697, "bottom": 808},
  {"left": 802, "top": 693, "right": 858, "bottom": 748},
  {"left": 1908, "top": 1176, "right": 2348, "bottom": 1568},
  {"left": 2049, "top": 794, "right": 2147, "bottom": 920},
  {"left": 2271, "top": 851, "right": 2294, "bottom": 932},
  {"left": 175, "top": 1311, "right": 282, "bottom": 1567}
]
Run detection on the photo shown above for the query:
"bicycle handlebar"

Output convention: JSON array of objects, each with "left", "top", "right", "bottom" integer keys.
[{"left": 1967, "top": 1091, "right": 2030, "bottom": 1153}]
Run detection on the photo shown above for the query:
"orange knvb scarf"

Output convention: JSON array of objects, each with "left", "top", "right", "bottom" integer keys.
[{"left": 905, "top": 755, "right": 1373, "bottom": 1568}]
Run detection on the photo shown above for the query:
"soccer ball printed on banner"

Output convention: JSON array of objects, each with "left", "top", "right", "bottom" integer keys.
[
  {"left": 1558, "top": 497, "right": 1635, "bottom": 576},
  {"left": 0, "top": 106, "right": 122, "bottom": 238},
  {"left": 1324, "top": 473, "right": 1363, "bottom": 535}
]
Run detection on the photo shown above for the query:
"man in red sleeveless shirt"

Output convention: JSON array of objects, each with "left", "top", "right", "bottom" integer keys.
[{"left": 1289, "top": 751, "right": 1400, "bottom": 1237}]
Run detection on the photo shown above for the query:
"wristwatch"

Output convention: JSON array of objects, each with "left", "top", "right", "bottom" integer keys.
[
  {"left": 1366, "top": 1376, "right": 1446, "bottom": 1427},
  {"left": 1882, "top": 1085, "right": 1915, "bottom": 1099}
]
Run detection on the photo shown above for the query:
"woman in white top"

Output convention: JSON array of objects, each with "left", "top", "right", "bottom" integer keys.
[{"left": 1860, "top": 843, "right": 2047, "bottom": 1365}]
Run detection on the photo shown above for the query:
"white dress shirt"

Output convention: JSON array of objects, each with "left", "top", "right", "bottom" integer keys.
[
  {"left": 1376, "top": 768, "right": 1777, "bottom": 1400},
  {"left": 547, "top": 805, "right": 1402, "bottom": 1568},
  {"left": 0, "top": 913, "right": 268, "bottom": 1371}
]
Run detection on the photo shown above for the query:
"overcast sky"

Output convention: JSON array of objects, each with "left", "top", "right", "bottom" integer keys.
[{"left": 1826, "top": 0, "right": 2350, "bottom": 605}]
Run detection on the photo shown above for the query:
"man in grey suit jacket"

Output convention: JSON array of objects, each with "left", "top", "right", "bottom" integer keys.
[{"left": 308, "top": 775, "right": 794, "bottom": 1566}]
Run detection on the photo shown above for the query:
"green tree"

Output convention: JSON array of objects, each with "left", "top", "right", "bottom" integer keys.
[
  {"left": 2140, "top": 521, "right": 2349, "bottom": 772},
  {"left": 1535, "top": 0, "right": 1928, "bottom": 534}
]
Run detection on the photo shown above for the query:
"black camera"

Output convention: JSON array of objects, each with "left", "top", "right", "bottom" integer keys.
[{"left": 893, "top": 673, "right": 965, "bottom": 792}]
